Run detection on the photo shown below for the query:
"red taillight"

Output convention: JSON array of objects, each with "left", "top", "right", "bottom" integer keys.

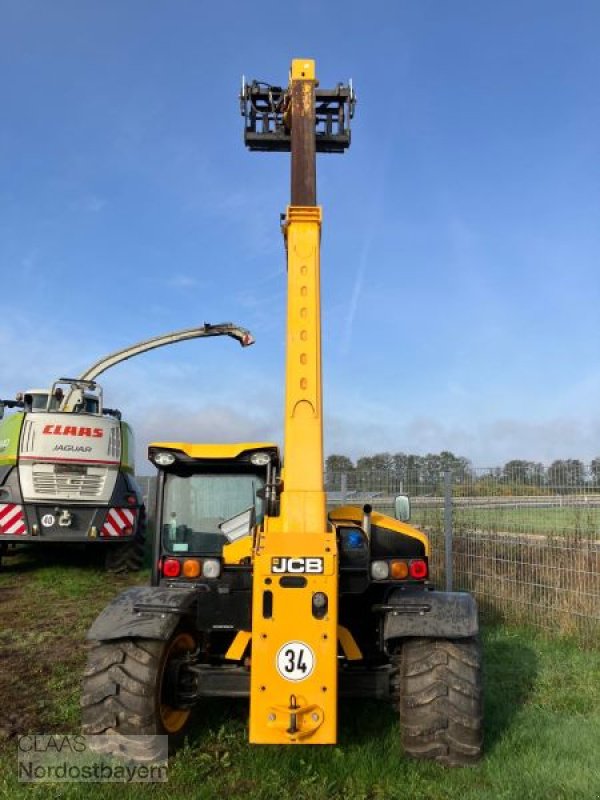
[
  {"left": 409, "top": 559, "right": 428, "bottom": 580},
  {"left": 163, "top": 558, "right": 181, "bottom": 578}
]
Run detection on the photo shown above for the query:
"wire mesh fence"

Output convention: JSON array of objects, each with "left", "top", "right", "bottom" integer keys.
[
  {"left": 136, "top": 463, "right": 600, "bottom": 645},
  {"left": 327, "top": 465, "right": 600, "bottom": 645}
]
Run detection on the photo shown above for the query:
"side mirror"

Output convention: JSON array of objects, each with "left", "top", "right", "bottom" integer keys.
[{"left": 394, "top": 494, "right": 411, "bottom": 522}]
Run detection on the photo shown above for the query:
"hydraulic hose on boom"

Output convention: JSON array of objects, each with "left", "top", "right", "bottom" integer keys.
[{"left": 243, "top": 59, "right": 355, "bottom": 744}]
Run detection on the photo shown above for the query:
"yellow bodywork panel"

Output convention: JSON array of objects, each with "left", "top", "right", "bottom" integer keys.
[
  {"left": 278, "top": 206, "right": 326, "bottom": 531},
  {"left": 329, "top": 505, "right": 430, "bottom": 557},
  {"left": 338, "top": 625, "right": 362, "bottom": 661},
  {"left": 225, "top": 626, "right": 361, "bottom": 664},
  {"left": 222, "top": 535, "right": 253, "bottom": 565},
  {"left": 249, "top": 525, "right": 337, "bottom": 744},
  {"left": 225, "top": 630, "right": 252, "bottom": 661},
  {"left": 291, "top": 59, "right": 316, "bottom": 81},
  {"left": 148, "top": 441, "right": 279, "bottom": 461},
  {"left": 249, "top": 199, "right": 338, "bottom": 744}
]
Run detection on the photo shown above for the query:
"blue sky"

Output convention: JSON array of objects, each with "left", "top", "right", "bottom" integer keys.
[{"left": 1, "top": 0, "right": 599, "bottom": 470}]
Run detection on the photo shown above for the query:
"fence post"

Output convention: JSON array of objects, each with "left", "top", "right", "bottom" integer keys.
[
  {"left": 444, "top": 470, "right": 453, "bottom": 592},
  {"left": 340, "top": 472, "right": 347, "bottom": 504}
]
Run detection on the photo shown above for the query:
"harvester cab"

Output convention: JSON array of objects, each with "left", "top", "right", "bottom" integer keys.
[
  {"left": 13, "top": 382, "right": 99, "bottom": 415},
  {"left": 83, "top": 60, "right": 482, "bottom": 766}
]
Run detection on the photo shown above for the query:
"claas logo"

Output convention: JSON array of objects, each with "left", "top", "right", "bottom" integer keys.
[
  {"left": 42, "top": 425, "right": 104, "bottom": 438},
  {"left": 271, "top": 557, "right": 324, "bottom": 574}
]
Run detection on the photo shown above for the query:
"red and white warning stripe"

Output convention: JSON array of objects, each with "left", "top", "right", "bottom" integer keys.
[
  {"left": 100, "top": 508, "right": 137, "bottom": 538},
  {"left": 0, "top": 503, "right": 27, "bottom": 536}
]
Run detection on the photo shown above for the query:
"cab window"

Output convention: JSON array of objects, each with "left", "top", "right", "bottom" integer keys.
[
  {"left": 30, "top": 394, "right": 49, "bottom": 411},
  {"left": 83, "top": 397, "right": 99, "bottom": 413},
  {"left": 162, "top": 473, "right": 264, "bottom": 556}
]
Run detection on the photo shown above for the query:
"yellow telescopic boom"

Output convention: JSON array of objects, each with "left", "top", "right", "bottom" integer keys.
[{"left": 245, "top": 59, "right": 354, "bottom": 744}]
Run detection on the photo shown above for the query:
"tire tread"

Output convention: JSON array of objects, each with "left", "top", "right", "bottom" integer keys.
[{"left": 392, "top": 637, "right": 483, "bottom": 767}]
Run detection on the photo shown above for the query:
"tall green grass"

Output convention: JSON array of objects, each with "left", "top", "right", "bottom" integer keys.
[{"left": 1, "top": 550, "right": 599, "bottom": 799}]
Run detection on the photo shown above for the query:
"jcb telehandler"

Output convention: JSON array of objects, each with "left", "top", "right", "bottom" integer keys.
[{"left": 82, "top": 60, "right": 482, "bottom": 765}]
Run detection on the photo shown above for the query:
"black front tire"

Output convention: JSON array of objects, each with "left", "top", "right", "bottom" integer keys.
[
  {"left": 81, "top": 632, "right": 196, "bottom": 759},
  {"left": 391, "top": 637, "right": 483, "bottom": 766}
]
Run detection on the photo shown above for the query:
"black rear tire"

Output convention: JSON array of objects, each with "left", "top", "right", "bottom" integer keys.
[
  {"left": 104, "top": 537, "right": 145, "bottom": 573},
  {"left": 81, "top": 632, "right": 196, "bottom": 760},
  {"left": 391, "top": 637, "right": 483, "bottom": 766},
  {"left": 104, "top": 508, "right": 146, "bottom": 573},
  {"left": 0, "top": 542, "right": 21, "bottom": 569}
]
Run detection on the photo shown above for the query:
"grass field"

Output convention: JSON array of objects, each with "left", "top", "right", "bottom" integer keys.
[
  {"left": 1, "top": 546, "right": 600, "bottom": 800},
  {"left": 408, "top": 505, "right": 600, "bottom": 538}
]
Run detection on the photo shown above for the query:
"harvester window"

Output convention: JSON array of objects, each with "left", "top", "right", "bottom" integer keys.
[
  {"left": 162, "top": 473, "right": 264, "bottom": 556},
  {"left": 83, "top": 397, "right": 99, "bottom": 413},
  {"left": 28, "top": 393, "right": 62, "bottom": 412},
  {"left": 30, "top": 394, "right": 51, "bottom": 411}
]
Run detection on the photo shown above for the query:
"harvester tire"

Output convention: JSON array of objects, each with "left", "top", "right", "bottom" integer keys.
[
  {"left": 0, "top": 543, "right": 20, "bottom": 569},
  {"left": 392, "top": 637, "right": 483, "bottom": 766},
  {"left": 104, "top": 509, "right": 146, "bottom": 573},
  {"left": 81, "top": 632, "right": 196, "bottom": 759},
  {"left": 104, "top": 537, "right": 145, "bottom": 573}
]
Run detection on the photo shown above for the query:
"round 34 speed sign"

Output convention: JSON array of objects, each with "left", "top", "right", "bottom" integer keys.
[{"left": 276, "top": 641, "right": 315, "bottom": 682}]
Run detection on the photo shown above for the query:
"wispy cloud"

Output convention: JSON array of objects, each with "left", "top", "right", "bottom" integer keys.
[
  {"left": 20, "top": 249, "right": 39, "bottom": 279},
  {"left": 166, "top": 274, "right": 204, "bottom": 289},
  {"left": 82, "top": 194, "right": 106, "bottom": 213},
  {"left": 341, "top": 233, "right": 370, "bottom": 355},
  {"left": 129, "top": 402, "right": 279, "bottom": 474},
  {"left": 3, "top": 308, "right": 600, "bottom": 470},
  {"left": 324, "top": 408, "right": 600, "bottom": 466},
  {"left": 340, "top": 139, "right": 391, "bottom": 355}
]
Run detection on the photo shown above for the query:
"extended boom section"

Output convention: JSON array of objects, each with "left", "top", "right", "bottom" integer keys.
[{"left": 249, "top": 60, "right": 342, "bottom": 744}]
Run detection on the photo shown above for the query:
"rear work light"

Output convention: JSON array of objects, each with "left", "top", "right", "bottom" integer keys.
[
  {"left": 409, "top": 559, "right": 428, "bottom": 580},
  {"left": 370, "top": 560, "right": 389, "bottom": 581},
  {"left": 162, "top": 558, "right": 181, "bottom": 578},
  {"left": 202, "top": 559, "right": 221, "bottom": 579}
]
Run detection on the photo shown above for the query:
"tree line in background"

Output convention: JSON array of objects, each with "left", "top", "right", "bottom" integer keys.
[{"left": 325, "top": 452, "right": 600, "bottom": 494}]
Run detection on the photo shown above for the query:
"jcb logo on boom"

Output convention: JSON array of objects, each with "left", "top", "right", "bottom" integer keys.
[{"left": 271, "top": 557, "right": 324, "bottom": 574}]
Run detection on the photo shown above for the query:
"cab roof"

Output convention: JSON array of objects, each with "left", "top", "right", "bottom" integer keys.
[{"left": 148, "top": 441, "right": 280, "bottom": 464}]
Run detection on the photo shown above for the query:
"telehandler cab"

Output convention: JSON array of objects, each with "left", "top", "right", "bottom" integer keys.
[{"left": 82, "top": 60, "right": 482, "bottom": 765}]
